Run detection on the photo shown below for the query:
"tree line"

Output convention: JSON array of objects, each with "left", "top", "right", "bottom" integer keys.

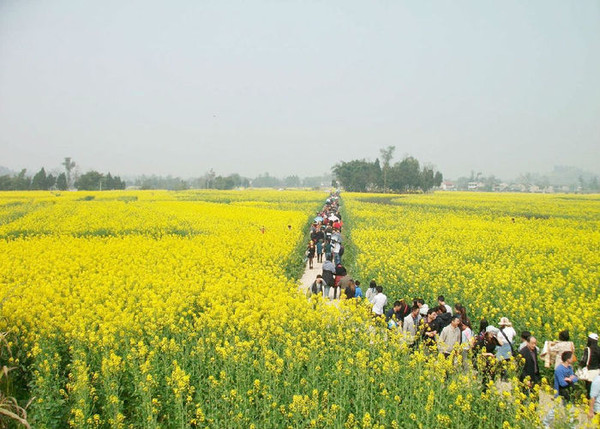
[
  {"left": 332, "top": 146, "right": 443, "bottom": 193},
  {"left": 134, "top": 171, "right": 332, "bottom": 190},
  {"left": 0, "top": 158, "right": 125, "bottom": 191},
  {"left": 0, "top": 158, "right": 333, "bottom": 191}
]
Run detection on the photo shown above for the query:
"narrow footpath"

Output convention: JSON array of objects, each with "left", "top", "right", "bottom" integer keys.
[
  {"left": 298, "top": 256, "right": 323, "bottom": 295},
  {"left": 295, "top": 194, "right": 593, "bottom": 428}
]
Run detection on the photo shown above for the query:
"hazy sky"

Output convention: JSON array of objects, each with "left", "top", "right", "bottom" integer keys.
[{"left": 1, "top": 1, "right": 599, "bottom": 180}]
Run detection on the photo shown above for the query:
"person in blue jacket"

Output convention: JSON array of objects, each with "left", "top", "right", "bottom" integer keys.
[{"left": 554, "top": 351, "right": 578, "bottom": 401}]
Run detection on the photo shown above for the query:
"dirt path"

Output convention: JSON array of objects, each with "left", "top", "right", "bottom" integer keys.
[{"left": 298, "top": 256, "right": 324, "bottom": 295}]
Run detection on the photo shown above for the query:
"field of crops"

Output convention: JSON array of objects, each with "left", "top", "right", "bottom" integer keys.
[
  {"left": 1, "top": 190, "right": 598, "bottom": 428},
  {"left": 345, "top": 192, "right": 600, "bottom": 350}
]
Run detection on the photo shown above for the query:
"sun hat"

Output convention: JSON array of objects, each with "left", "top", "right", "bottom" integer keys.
[
  {"left": 419, "top": 304, "right": 429, "bottom": 316},
  {"left": 589, "top": 333, "right": 599, "bottom": 341},
  {"left": 499, "top": 317, "right": 512, "bottom": 327},
  {"left": 486, "top": 326, "right": 499, "bottom": 335}
]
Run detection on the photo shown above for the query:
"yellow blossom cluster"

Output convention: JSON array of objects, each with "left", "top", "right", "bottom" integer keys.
[
  {"left": 344, "top": 191, "right": 600, "bottom": 348},
  {"left": 0, "top": 190, "right": 558, "bottom": 427}
]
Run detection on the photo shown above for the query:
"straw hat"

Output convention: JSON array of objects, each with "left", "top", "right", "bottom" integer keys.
[{"left": 499, "top": 317, "right": 512, "bottom": 327}]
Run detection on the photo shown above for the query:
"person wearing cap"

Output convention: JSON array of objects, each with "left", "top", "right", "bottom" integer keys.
[
  {"left": 419, "top": 303, "right": 429, "bottom": 319},
  {"left": 438, "top": 315, "right": 462, "bottom": 358},
  {"left": 581, "top": 333, "right": 600, "bottom": 398},
  {"left": 496, "top": 317, "right": 517, "bottom": 360}
]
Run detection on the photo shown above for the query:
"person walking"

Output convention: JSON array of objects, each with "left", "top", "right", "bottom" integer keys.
[
  {"left": 420, "top": 308, "right": 438, "bottom": 354},
  {"left": 324, "top": 239, "right": 332, "bottom": 262},
  {"left": 589, "top": 373, "right": 600, "bottom": 420},
  {"left": 480, "top": 329, "right": 500, "bottom": 390},
  {"left": 497, "top": 317, "right": 516, "bottom": 361},
  {"left": 402, "top": 305, "right": 421, "bottom": 346},
  {"left": 554, "top": 351, "right": 578, "bottom": 402},
  {"left": 548, "top": 330, "right": 576, "bottom": 369},
  {"left": 519, "top": 336, "right": 541, "bottom": 392},
  {"left": 438, "top": 315, "right": 462, "bottom": 359},
  {"left": 371, "top": 286, "right": 387, "bottom": 317},
  {"left": 306, "top": 240, "right": 316, "bottom": 269},
  {"left": 366, "top": 280, "right": 378, "bottom": 303},
  {"left": 460, "top": 320, "right": 473, "bottom": 370},
  {"left": 385, "top": 301, "right": 404, "bottom": 327},
  {"left": 438, "top": 295, "right": 453, "bottom": 315},
  {"left": 316, "top": 239, "right": 324, "bottom": 263},
  {"left": 307, "top": 275, "right": 326, "bottom": 298},
  {"left": 321, "top": 255, "right": 335, "bottom": 299},
  {"left": 354, "top": 280, "right": 363, "bottom": 299},
  {"left": 343, "top": 278, "right": 356, "bottom": 299},
  {"left": 580, "top": 333, "right": 600, "bottom": 398}
]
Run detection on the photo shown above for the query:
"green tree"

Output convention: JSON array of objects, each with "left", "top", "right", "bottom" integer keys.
[
  {"left": 46, "top": 173, "right": 56, "bottom": 189},
  {"left": 12, "top": 169, "right": 31, "bottom": 190},
  {"left": 333, "top": 160, "right": 379, "bottom": 192},
  {"left": 75, "top": 171, "right": 104, "bottom": 191},
  {"left": 420, "top": 166, "right": 436, "bottom": 192},
  {"left": 252, "top": 173, "right": 282, "bottom": 188},
  {"left": 0, "top": 175, "right": 12, "bottom": 190},
  {"left": 388, "top": 157, "right": 421, "bottom": 192},
  {"left": 31, "top": 168, "right": 48, "bottom": 190},
  {"left": 56, "top": 173, "right": 68, "bottom": 191},
  {"left": 284, "top": 175, "right": 301, "bottom": 188}
]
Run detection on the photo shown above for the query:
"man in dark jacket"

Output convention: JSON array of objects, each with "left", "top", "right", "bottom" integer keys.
[
  {"left": 433, "top": 305, "right": 452, "bottom": 333},
  {"left": 520, "top": 336, "right": 541, "bottom": 389},
  {"left": 321, "top": 255, "right": 336, "bottom": 287}
]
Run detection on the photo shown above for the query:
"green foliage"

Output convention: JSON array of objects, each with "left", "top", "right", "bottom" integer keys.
[
  {"left": 333, "top": 152, "right": 443, "bottom": 194},
  {"left": 56, "top": 174, "right": 68, "bottom": 191},
  {"left": 332, "top": 160, "right": 380, "bottom": 192},
  {"left": 75, "top": 171, "right": 126, "bottom": 191}
]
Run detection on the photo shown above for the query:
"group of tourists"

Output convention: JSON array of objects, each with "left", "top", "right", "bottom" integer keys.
[{"left": 303, "top": 193, "right": 600, "bottom": 420}]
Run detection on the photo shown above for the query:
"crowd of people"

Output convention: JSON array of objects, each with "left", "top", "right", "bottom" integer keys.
[{"left": 304, "top": 193, "right": 600, "bottom": 421}]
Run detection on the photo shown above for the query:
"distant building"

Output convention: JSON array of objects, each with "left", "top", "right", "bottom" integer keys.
[
  {"left": 467, "top": 182, "right": 483, "bottom": 191},
  {"left": 509, "top": 183, "right": 527, "bottom": 192},
  {"left": 440, "top": 181, "right": 456, "bottom": 191}
]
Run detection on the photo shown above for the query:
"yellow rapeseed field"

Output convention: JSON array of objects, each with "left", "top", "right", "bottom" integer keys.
[
  {"left": 345, "top": 192, "right": 600, "bottom": 349},
  {"left": 1, "top": 190, "right": 595, "bottom": 428}
]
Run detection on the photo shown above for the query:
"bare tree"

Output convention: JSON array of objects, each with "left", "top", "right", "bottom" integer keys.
[
  {"left": 379, "top": 146, "right": 395, "bottom": 192},
  {"left": 62, "top": 157, "right": 76, "bottom": 189}
]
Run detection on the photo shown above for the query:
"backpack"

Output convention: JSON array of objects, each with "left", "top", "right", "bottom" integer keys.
[{"left": 500, "top": 328, "right": 515, "bottom": 355}]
